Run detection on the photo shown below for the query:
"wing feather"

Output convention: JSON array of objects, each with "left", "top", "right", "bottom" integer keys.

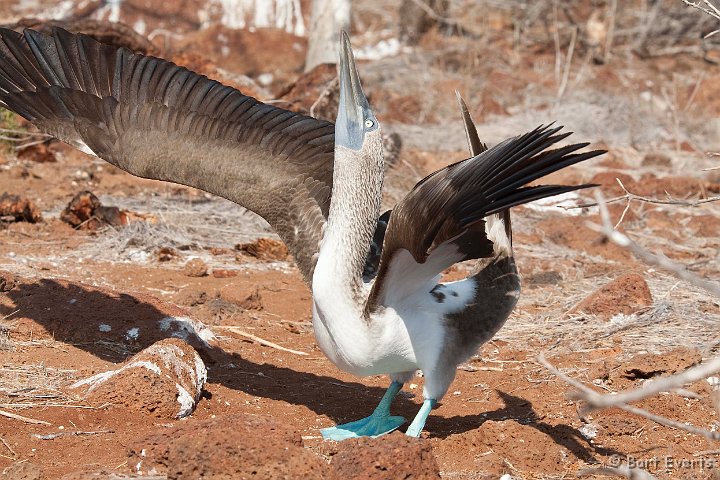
[
  {"left": 367, "top": 125, "right": 604, "bottom": 310},
  {"left": 0, "top": 27, "right": 335, "bottom": 282}
]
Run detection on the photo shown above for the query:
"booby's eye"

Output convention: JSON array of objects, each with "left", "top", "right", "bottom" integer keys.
[{"left": 364, "top": 119, "right": 374, "bottom": 129}]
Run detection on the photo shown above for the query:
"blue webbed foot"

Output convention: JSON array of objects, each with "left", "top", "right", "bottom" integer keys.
[
  {"left": 322, "top": 380, "right": 405, "bottom": 441},
  {"left": 321, "top": 414, "right": 406, "bottom": 440}
]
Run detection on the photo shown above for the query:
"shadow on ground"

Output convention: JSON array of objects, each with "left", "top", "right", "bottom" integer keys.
[{"left": 1, "top": 276, "right": 620, "bottom": 462}]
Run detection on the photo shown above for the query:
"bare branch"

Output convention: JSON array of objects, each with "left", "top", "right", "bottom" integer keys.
[
  {"left": 538, "top": 353, "right": 720, "bottom": 442},
  {"left": 585, "top": 191, "right": 720, "bottom": 298},
  {"left": 562, "top": 178, "right": 720, "bottom": 210},
  {"left": 215, "top": 326, "right": 309, "bottom": 356}
]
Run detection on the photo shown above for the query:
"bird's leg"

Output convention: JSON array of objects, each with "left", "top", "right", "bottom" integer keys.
[
  {"left": 405, "top": 398, "right": 437, "bottom": 437},
  {"left": 321, "top": 381, "right": 406, "bottom": 441}
]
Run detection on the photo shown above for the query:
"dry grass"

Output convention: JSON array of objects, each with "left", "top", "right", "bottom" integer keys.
[{"left": 0, "top": 363, "right": 77, "bottom": 410}]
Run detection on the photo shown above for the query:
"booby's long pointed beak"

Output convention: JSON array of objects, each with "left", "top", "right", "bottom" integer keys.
[{"left": 336, "top": 31, "right": 372, "bottom": 151}]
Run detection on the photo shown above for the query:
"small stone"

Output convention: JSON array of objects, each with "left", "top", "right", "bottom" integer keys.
[
  {"left": 212, "top": 268, "right": 239, "bottom": 278},
  {"left": 183, "top": 258, "right": 208, "bottom": 277}
]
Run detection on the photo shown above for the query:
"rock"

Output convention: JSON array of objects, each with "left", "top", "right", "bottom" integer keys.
[
  {"left": 219, "top": 285, "right": 263, "bottom": 310},
  {"left": 0, "top": 271, "right": 18, "bottom": 292},
  {"left": 16, "top": 143, "right": 56, "bottom": 163},
  {"left": 571, "top": 272, "right": 653, "bottom": 320},
  {"left": 129, "top": 414, "right": 334, "bottom": 479},
  {"left": 641, "top": 152, "right": 672, "bottom": 169},
  {"left": 155, "top": 246, "right": 179, "bottom": 262},
  {"left": 277, "top": 63, "right": 338, "bottom": 121},
  {"left": 236, "top": 238, "right": 290, "bottom": 261},
  {"left": 71, "top": 338, "right": 206, "bottom": 419},
  {"left": 183, "top": 258, "right": 208, "bottom": 277},
  {"left": 60, "top": 191, "right": 156, "bottom": 230},
  {"left": 331, "top": 431, "right": 440, "bottom": 479},
  {"left": 8, "top": 18, "right": 158, "bottom": 55},
  {"left": 212, "top": 269, "right": 239, "bottom": 278},
  {"left": 0, "top": 193, "right": 41, "bottom": 223},
  {"left": 622, "top": 347, "right": 702, "bottom": 379}
]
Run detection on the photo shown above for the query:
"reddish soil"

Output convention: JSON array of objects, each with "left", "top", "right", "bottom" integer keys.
[{"left": 1, "top": 3, "right": 719, "bottom": 480}]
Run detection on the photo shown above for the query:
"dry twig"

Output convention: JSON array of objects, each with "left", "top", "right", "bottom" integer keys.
[
  {"left": 32, "top": 429, "right": 114, "bottom": 440},
  {"left": 0, "top": 408, "right": 51, "bottom": 425},
  {"left": 216, "top": 326, "right": 308, "bottom": 356},
  {"left": 538, "top": 353, "right": 720, "bottom": 442},
  {"left": 562, "top": 178, "right": 720, "bottom": 210},
  {"left": 586, "top": 191, "right": 720, "bottom": 298},
  {"left": 681, "top": 0, "right": 720, "bottom": 37}
]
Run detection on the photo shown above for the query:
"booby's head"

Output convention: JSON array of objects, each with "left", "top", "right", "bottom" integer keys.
[{"left": 335, "top": 32, "right": 381, "bottom": 152}]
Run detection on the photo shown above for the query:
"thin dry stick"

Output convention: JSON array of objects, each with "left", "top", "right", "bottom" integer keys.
[
  {"left": 0, "top": 436, "right": 16, "bottom": 457},
  {"left": 587, "top": 191, "right": 720, "bottom": 298},
  {"left": 562, "top": 178, "right": 720, "bottom": 209},
  {"left": 32, "top": 429, "right": 114, "bottom": 440},
  {"left": 0, "top": 409, "right": 51, "bottom": 425},
  {"left": 309, "top": 77, "right": 338, "bottom": 119},
  {"left": 217, "top": 326, "right": 308, "bottom": 356},
  {"left": 682, "top": 0, "right": 720, "bottom": 37},
  {"left": 538, "top": 354, "right": 720, "bottom": 442},
  {"left": 603, "top": 0, "right": 618, "bottom": 64},
  {"left": 557, "top": 26, "right": 578, "bottom": 99}
]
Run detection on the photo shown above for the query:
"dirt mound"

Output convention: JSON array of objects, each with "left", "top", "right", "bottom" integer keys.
[
  {"left": 622, "top": 347, "right": 703, "bottom": 380},
  {"left": 571, "top": 272, "right": 653, "bottom": 320},
  {"left": 536, "top": 215, "right": 632, "bottom": 262},
  {"left": 128, "top": 415, "right": 440, "bottom": 480},
  {"left": 1, "top": 462, "right": 41, "bottom": 480},
  {"left": 330, "top": 431, "right": 440, "bottom": 479},
  {"left": 129, "top": 414, "right": 333, "bottom": 479},
  {"left": 71, "top": 338, "right": 206, "bottom": 419}
]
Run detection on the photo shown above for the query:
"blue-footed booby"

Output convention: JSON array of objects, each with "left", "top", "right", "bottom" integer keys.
[{"left": 0, "top": 28, "right": 604, "bottom": 439}]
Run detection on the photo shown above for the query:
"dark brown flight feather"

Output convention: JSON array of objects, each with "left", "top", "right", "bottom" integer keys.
[
  {"left": 367, "top": 124, "right": 604, "bottom": 311},
  {"left": 0, "top": 27, "right": 337, "bottom": 282}
]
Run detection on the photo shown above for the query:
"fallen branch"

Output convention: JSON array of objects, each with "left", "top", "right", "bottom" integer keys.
[
  {"left": 32, "top": 429, "right": 114, "bottom": 440},
  {"left": 538, "top": 353, "right": 720, "bottom": 442},
  {"left": 586, "top": 191, "right": 720, "bottom": 298},
  {"left": 0, "top": 436, "right": 16, "bottom": 457},
  {"left": 682, "top": 0, "right": 720, "bottom": 38},
  {"left": 0, "top": 409, "right": 51, "bottom": 425},
  {"left": 216, "top": 326, "right": 308, "bottom": 356}
]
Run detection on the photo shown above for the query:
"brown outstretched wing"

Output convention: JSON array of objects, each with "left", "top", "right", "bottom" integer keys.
[
  {"left": 367, "top": 124, "right": 604, "bottom": 310},
  {"left": 0, "top": 27, "right": 335, "bottom": 282}
]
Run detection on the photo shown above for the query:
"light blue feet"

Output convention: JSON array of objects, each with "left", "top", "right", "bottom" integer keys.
[
  {"left": 321, "top": 413, "right": 406, "bottom": 440},
  {"left": 322, "top": 381, "right": 406, "bottom": 441},
  {"left": 405, "top": 399, "right": 437, "bottom": 437}
]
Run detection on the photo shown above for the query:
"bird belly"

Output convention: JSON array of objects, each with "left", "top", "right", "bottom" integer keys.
[{"left": 312, "top": 303, "right": 418, "bottom": 377}]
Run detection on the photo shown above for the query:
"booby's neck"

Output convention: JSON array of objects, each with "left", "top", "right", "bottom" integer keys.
[{"left": 314, "top": 131, "right": 384, "bottom": 308}]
